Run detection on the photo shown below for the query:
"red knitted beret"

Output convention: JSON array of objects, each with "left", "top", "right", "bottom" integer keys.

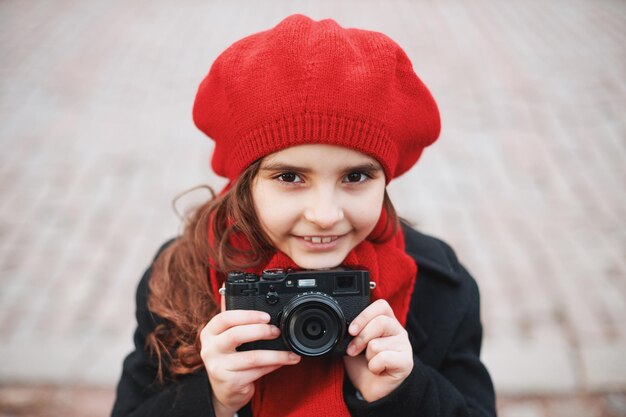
[{"left": 192, "top": 14, "right": 440, "bottom": 182}]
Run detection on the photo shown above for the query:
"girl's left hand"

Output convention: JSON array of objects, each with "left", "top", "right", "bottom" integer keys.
[{"left": 342, "top": 299, "right": 414, "bottom": 402}]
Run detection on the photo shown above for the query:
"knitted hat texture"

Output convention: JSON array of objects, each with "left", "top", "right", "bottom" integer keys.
[{"left": 193, "top": 14, "right": 441, "bottom": 182}]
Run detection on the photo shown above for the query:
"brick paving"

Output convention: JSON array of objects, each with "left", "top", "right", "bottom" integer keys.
[
  {"left": 1, "top": 0, "right": 625, "bottom": 416},
  {"left": 1, "top": 386, "right": 626, "bottom": 417}
]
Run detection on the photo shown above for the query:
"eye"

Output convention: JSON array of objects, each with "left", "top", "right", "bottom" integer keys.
[
  {"left": 275, "top": 172, "right": 303, "bottom": 183},
  {"left": 343, "top": 172, "right": 369, "bottom": 183}
]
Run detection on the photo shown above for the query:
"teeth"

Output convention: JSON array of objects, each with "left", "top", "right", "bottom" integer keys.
[{"left": 303, "top": 236, "right": 336, "bottom": 244}]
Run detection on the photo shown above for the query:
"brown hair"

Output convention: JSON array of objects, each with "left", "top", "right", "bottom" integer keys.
[{"left": 145, "top": 160, "right": 399, "bottom": 382}]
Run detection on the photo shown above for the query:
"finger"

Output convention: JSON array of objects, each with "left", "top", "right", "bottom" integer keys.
[
  {"left": 210, "top": 365, "right": 281, "bottom": 391},
  {"left": 203, "top": 310, "right": 271, "bottom": 336},
  {"left": 364, "top": 334, "right": 408, "bottom": 362},
  {"left": 348, "top": 299, "right": 395, "bottom": 336},
  {"left": 225, "top": 350, "right": 301, "bottom": 372},
  {"left": 223, "top": 363, "right": 291, "bottom": 387},
  {"left": 237, "top": 364, "right": 285, "bottom": 383},
  {"left": 367, "top": 350, "right": 413, "bottom": 377},
  {"left": 347, "top": 315, "right": 404, "bottom": 356},
  {"left": 206, "top": 351, "right": 300, "bottom": 383},
  {"left": 213, "top": 323, "right": 281, "bottom": 351},
  {"left": 220, "top": 284, "right": 226, "bottom": 312}
]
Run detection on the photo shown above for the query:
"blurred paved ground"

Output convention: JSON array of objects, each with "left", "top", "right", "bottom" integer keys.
[{"left": 0, "top": 0, "right": 625, "bottom": 416}]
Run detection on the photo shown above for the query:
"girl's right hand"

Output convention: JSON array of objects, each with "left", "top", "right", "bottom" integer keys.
[{"left": 200, "top": 310, "right": 302, "bottom": 417}]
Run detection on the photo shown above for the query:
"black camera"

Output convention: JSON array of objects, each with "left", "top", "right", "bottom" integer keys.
[{"left": 224, "top": 268, "right": 371, "bottom": 357}]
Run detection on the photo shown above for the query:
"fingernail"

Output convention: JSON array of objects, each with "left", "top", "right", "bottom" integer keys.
[
  {"left": 289, "top": 353, "right": 300, "bottom": 361},
  {"left": 271, "top": 326, "right": 280, "bottom": 336},
  {"left": 349, "top": 323, "right": 358, "bottom": 334},
  {"left": 260, "top": 313, "right": 271, "bottom": 322},
  {"left": 347, "top": 344, "right": 355, "bottom": 356}
]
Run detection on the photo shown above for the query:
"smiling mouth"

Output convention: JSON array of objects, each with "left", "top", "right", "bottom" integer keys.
[{"left": 302, "top": 236, "right": 340, "bottom": 244}]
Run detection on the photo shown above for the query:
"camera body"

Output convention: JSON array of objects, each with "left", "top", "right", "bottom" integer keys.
[{"left": 225, "top": 268, "right": 371, "bottom": 357}]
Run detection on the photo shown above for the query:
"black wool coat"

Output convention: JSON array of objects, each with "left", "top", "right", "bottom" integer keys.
[{"left": 111, "top": 224, "right": 497, "bottom": 416}]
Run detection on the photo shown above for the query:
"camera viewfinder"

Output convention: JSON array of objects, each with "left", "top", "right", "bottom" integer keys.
[{"left": 334, "top": 275, "right": 357, "bottom": 293}]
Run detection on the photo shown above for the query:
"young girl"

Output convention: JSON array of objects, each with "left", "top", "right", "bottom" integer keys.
[{"left": 112, "top": 14, "right": 496, "bottom": 417}]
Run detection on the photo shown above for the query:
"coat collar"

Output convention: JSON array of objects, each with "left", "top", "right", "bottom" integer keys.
[
  {"left": 401, "top": 222, "right": 461, "bottom": 286},
  {"left": 401, "top": 223, "right": 464, "bottom": 352}
]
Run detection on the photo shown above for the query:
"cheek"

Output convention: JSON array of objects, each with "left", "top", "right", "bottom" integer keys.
[
  {"left": 253, "top": 185, "right": 299, "bottom": 235},
  {"left": 348, "top": 187, "right": 386, "bottom": 229},
  {"left": 358, "top": 206, "right": 384, "bottom": 230}
]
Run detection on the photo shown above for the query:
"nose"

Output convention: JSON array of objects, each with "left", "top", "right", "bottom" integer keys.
[{"left": 303, "top": 189, "right": 344, "bottom": 229}]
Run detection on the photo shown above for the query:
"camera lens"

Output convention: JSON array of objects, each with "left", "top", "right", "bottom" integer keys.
[
  {"left": 303, "top": 317, "right": 324, "bottom": 340},
  {"left": 280, "top": 293, "right": 346, "bottom": 356}
]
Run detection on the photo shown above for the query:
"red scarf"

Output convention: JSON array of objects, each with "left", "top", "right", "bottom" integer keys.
[{"left": 209, "top": 214, "right": 417, "bottom": 417}]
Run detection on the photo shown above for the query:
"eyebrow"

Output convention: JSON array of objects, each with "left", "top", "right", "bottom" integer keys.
[
  {"left": 260, "top": 162, "right": 383, "bottom": 174},
  {"left": 260, "top": 163, "right": 313, "bottom": 173}
]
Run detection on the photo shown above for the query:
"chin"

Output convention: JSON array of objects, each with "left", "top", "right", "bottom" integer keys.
[{"left": 291, "top": 253, "right": 346, "bottom": 270}]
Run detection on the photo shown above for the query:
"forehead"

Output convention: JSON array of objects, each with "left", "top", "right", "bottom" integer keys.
[{"left": 261, "top": 144, "right": 382, "bottom": 168}]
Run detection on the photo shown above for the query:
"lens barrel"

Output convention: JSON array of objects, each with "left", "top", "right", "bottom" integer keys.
[{"left": 280, "top": 293, "right": 346, "bottom": 356}]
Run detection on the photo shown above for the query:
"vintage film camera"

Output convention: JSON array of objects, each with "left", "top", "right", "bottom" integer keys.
[{"left": 224, "top": 268, "right": 373, "bottom": 356}]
